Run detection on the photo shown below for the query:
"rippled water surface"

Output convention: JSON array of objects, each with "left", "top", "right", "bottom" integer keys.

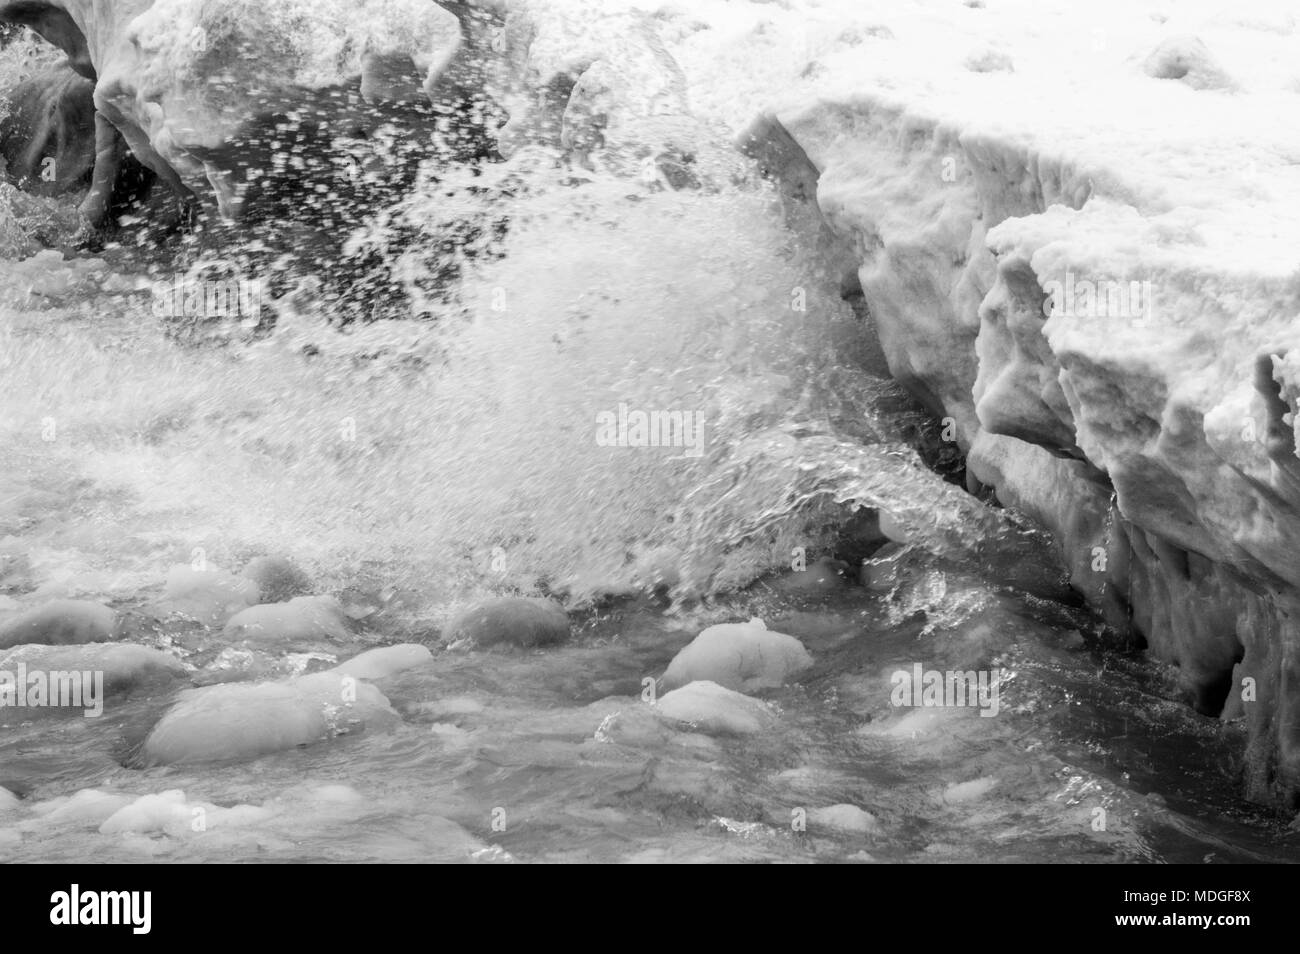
[{"left": 2, "top": 567, "right": 1292, "bottom": 863}]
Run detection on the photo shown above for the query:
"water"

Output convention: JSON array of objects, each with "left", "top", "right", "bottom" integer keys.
[
  {"left": 1, "top": 565, "right": 1289, "bottom": 862},
  {"left": 0, "top": 44, "right": 1295, "bottom": 866}
]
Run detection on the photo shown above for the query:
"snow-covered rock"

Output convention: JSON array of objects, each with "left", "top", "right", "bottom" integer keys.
[{"left": 661, "top": 618, "right": 813, "bottom": 693}]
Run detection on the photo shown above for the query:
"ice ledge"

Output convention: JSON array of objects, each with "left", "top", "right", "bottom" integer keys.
[{"left": 752, "top": 77, "right": 1300, "bottom": 804}]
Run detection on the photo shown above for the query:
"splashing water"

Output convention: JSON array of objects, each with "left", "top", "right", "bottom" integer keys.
[{"left": 0, "top": 149, "right": 1009, "bottom": 621}]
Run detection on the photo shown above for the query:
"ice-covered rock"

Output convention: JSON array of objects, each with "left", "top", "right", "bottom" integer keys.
[
  {"left": 0, "top": 599, "right": 115, "bottom": 649},
  {"left": 810, "top": 804, "right": 881, "bottom": 834},
  {"left": 0, "top": 786, "right": 19, "bottom": 812},
  {"left": 331, "top": 644, "right": 433, "bottom": 680},
  {"left": 941, "top": 777, "right": 998, "bottom": 804},
  {"left": 140, "top": 671, "right": 397, "bottom": 765},
  {"left": 0, "top": 0, "right": 472, "bottom": 222},
  {"left": 661, "top": 618, "right": 813, "bottom": 693},
  {"left": 0, "top": 63, "right": 98, "bottom": 197},
  {"left": 0, "top": 642, "right": 186, "bottom": 694},
  {"left": 154, "top": 565, "right": 258, "bottom": 627},
  {"left": 31, "top": 789, "right": 133, "bottom": 828},
  {"left": 98, "top": 790, "right": 275, "bottom": 835},
  {"left": 447, "top": 596, "right": 570, "bottom": 648},
  {"left": 655, "top": 680, "right": 776, "bottom": 736},
  {"left": 222, "top": 595, "right": 352, "bottom": 647},
  {"left": 241, "top": 556, "right": 313, "bottom": 604}
]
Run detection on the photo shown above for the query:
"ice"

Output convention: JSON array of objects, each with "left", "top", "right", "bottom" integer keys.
[
  {"left": 0, "top": 642, "right": 187, "bottom": 693},
  {"left": 655, "top": 680, "right": 777, "bottom": 736},
  {"left": 99, "top": 790, "right": 274, "bottom": 836},
  {"left": 155, "top": 565, "right": 259, "bottom": 627},
  {"left": 942, "top": 777, "right": 999, "bottom": 804},
  {"left": 0, "top": 599, "right": 115, "bottom": 648},
  {"left": 661, "top": 617, "right": 813, "bottom": 693},
  {"left": 31, "top": 789, "right": 133, "bottom": 827},
  {"left": 810, "top": 804, "right": 881, "bottom": 834},
  {"left": 222, "top": 595, "right": 352, "bottom": 646},
  {"left": 141, "top": 671, "right": 397, "bottom": 765},
  {"left": 331, "top": 644, "right": 433, "bottom": 680},
  {"left": 700, "top": 0, "right": 1300, "bottom": 796}
]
